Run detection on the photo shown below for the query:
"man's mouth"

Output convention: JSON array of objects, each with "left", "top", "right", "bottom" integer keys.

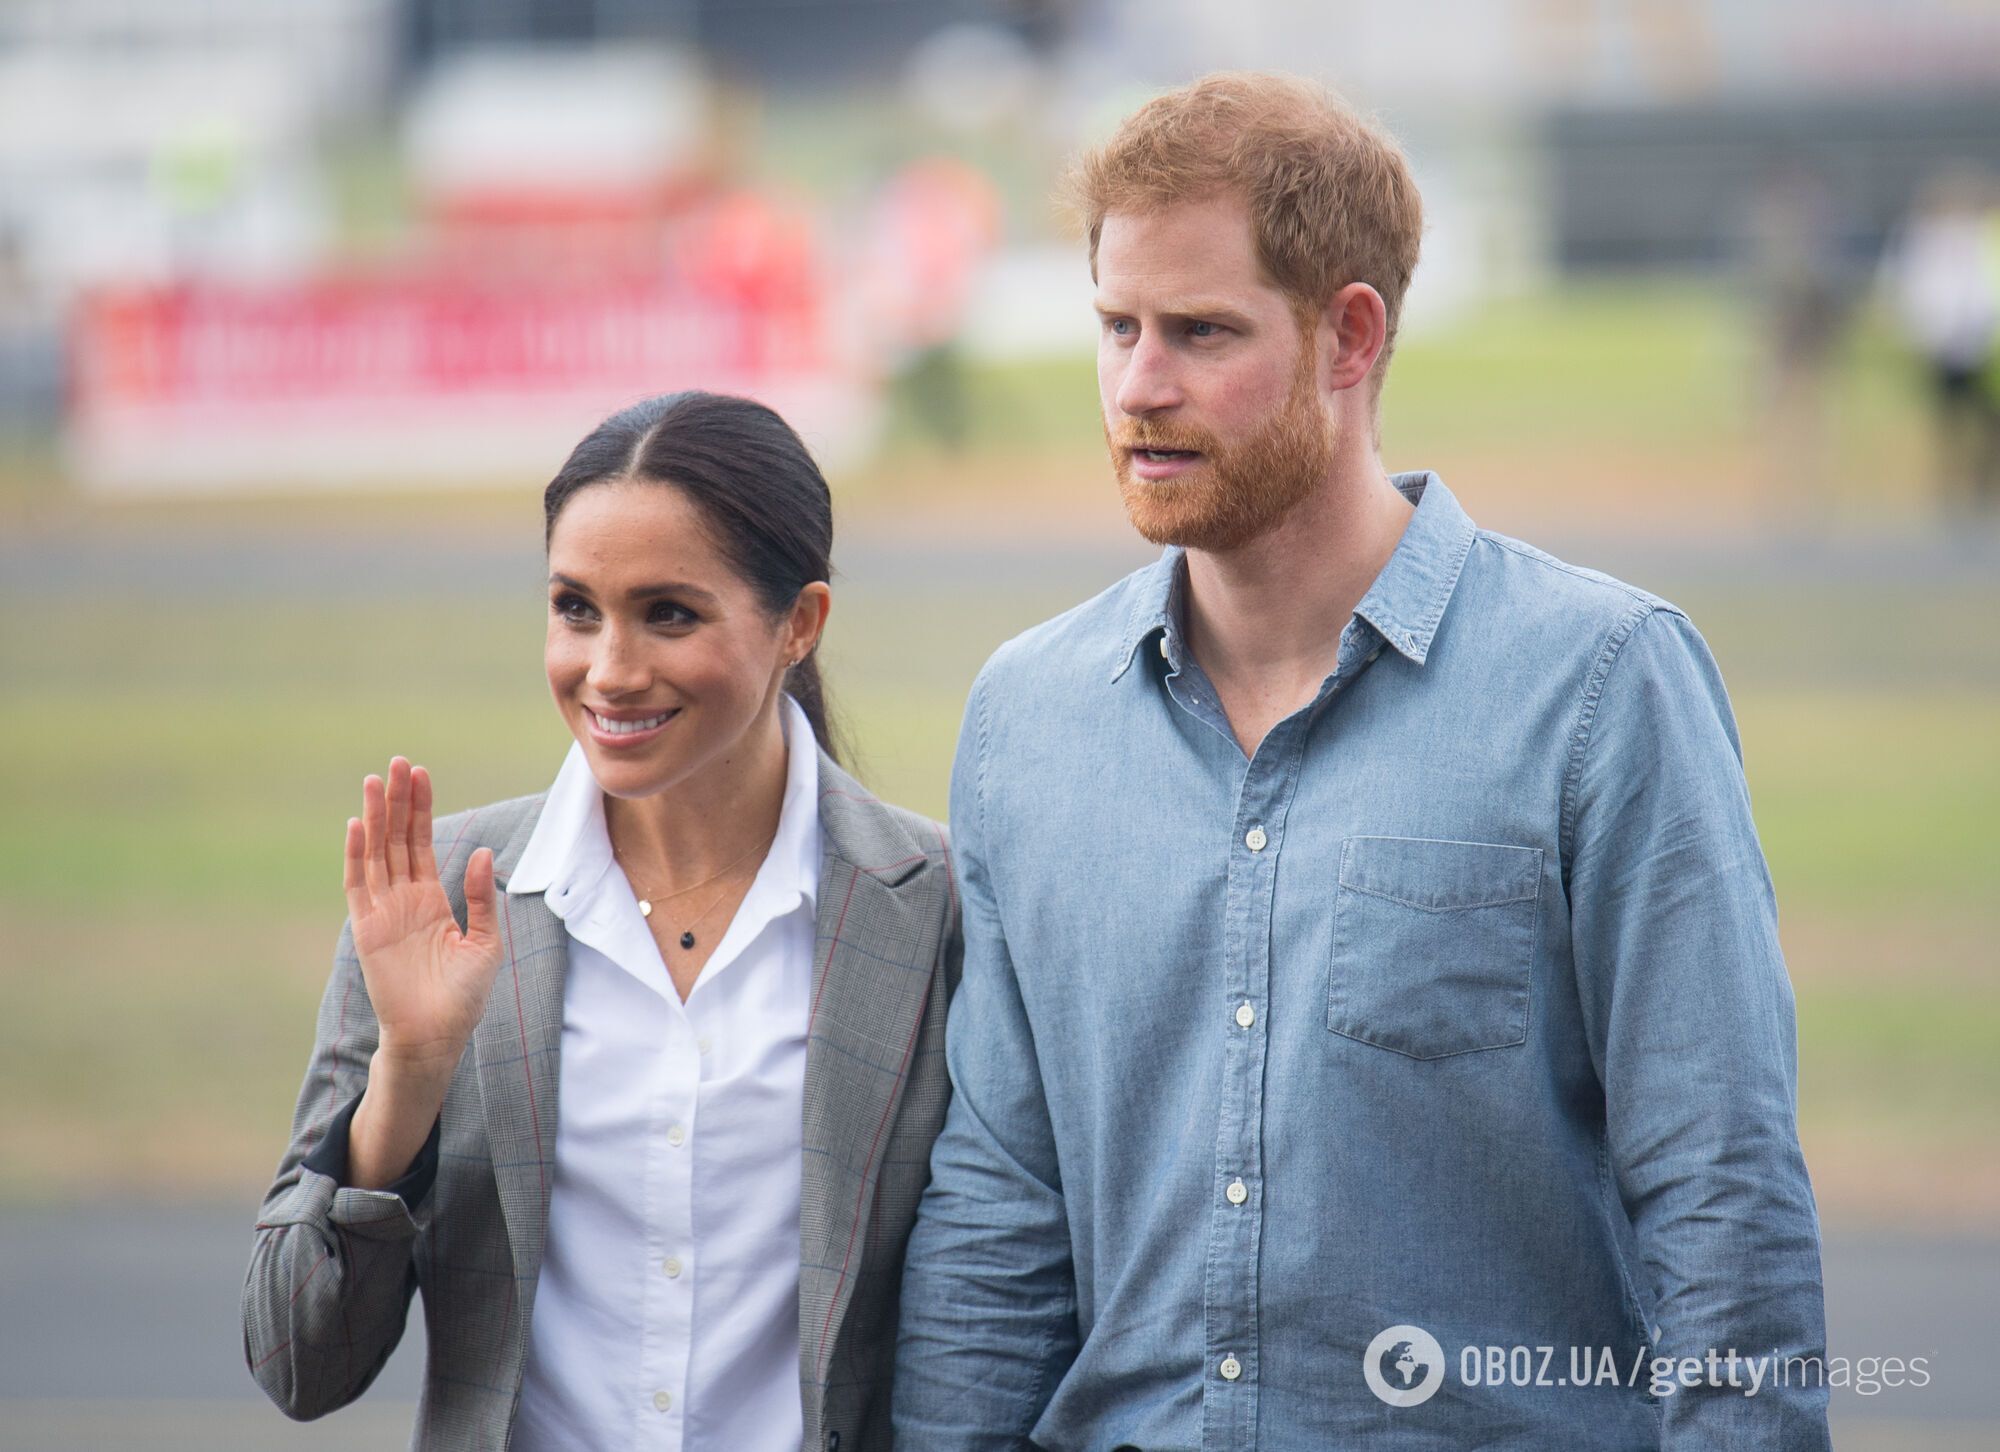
[{"left": 1126, "top": 446, "right": 1204, "bottom": 481}]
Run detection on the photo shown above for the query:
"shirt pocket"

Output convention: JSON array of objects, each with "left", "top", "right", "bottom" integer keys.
[{"left": 1327, "top": 836, "right": 1544, "bottom": 1060}]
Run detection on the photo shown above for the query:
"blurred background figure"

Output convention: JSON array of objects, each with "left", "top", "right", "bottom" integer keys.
[
  {"left": 860, "top": 156, "right": 1003, "bottom": 452},
  {"left": 1747, "top": 158, "right": 1859, "bottom": 523},
  {"left": 1883, "top": 167, "right": 2000, "bottom": 513}
]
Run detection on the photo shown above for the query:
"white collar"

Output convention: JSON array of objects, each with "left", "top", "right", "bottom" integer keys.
[{"left": 507, "top": 695, "right": 822, "bottom": 920}]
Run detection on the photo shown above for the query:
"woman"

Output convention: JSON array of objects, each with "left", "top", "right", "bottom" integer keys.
[{"left": 244, "top": 392, "right": 959, "bottom": 1452}]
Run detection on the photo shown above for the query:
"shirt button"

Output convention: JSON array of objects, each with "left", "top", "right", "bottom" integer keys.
[
  {"left": 1158, "top": 635, "right": 1169, "bottom": 659},
  {"left": 1220, "top": 1355, "right": 1242, "bottom": 1381},
  {"left": 663, "top": 1255, "right": 683, "bottom": 1278},
  {"left": 653, "top": 1390, "right": 673, "bottom": 1411},
  {"left": 697, "top": 1035, "right": 712, "bottom": 1056},
  {"left": 1226, "top": 1178, "right": 1248, "bottom": 1205},
  {"left": 667, "top": 1123, "right": 686, "bottom": 1147},
  {"left": 1245, "top": 826, "right": 1268, "bottom": 852},
  {"left": 1234, "top": 1001, "right": 1256, "bottom": 1029}
]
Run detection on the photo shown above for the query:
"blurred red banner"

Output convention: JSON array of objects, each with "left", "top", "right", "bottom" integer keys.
[{"left": 67, "top": 266, "right": 868, "bottom": 492}]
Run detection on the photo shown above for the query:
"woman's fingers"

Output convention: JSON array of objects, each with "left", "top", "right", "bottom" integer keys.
[
  {"left": 384, "top": 757, "right": 413, "bottom": 883},
  {"left": 410, "top": 765, "right": 440, "bottom": 884},
  {"left": 462, "top": 847, "right": 499, "bottom": 952},
  {"left": 360, "top": 773, "right": 389, "bottom": 897},
  {"left": 343, "top": 815, "right": 371, "bottom": 920}
]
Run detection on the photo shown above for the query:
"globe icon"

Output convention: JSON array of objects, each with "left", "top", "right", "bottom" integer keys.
[
  {"left": 1363, "top": 1324, "right": 1446, "bottom": 1407},
  {"left": 1379, "top": 1339, "right": 1427, "bottom": 1390}
]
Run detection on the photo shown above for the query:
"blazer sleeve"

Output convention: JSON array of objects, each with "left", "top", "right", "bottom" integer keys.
[{"left": 241, "top": 912, "right": 431, "bottom": 1420}]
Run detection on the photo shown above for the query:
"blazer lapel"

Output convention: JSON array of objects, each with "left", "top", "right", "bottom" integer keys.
[
  {"left": 474, "top": 801, "right": 568, "bottom": 1309},
  {"left": 798, "top": 756, "right": 950, "bottom": 1389}
]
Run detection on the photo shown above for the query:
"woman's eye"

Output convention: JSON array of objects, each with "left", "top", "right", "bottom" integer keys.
[
  {"left": 651, "top": 602, "right": 696, "bottom": 627},
  {"left": 552, "top": 594, "right": 593, "bottom": 622}
]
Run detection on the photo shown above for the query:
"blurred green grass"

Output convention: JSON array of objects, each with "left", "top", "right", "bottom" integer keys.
[
  {"left": 1, "top": 281, "right": 1993, "bottom": 1218},
  {"left": 10, "top": 590, "right": 1995, "bottom": 914},
  {"left": 858, "top": 282, "right": 1937, "bottom": 521},
  {"left": 3, "top": 584, "right": 1996, "bottom": 1211}
]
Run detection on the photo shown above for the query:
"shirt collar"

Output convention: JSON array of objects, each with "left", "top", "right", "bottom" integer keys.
[
  {"left": 771, "top": 694, "right": 823, "bottom": 914},
  {"left": 505, "top": 736, "right": 611, "bottom": 904},
  {"left": 1352, "top": 471, "right": 1478, "bottom": 665},
  {"left": 1109, "top": 469, "right": 1476, "bottom": 681},
  {"left": 507, "top": 693, "right": 822, "bottom": 917},
  {"left": 1109, "top": 547, "right": 1190, "bottom": 684}
]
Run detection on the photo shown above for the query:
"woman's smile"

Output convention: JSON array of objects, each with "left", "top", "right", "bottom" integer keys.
[{"left": 583, "top": 705, "right": 680, "bottom": 746}]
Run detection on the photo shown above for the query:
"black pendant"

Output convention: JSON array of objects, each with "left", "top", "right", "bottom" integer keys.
[{"left": 680, "top": 931, "right": 696, "bottom": 950}]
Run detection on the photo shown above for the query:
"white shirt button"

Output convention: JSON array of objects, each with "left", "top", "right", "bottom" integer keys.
[
  {"left": 667, "top": 1123, "right": 686, "bottom": 1147},
  {"left": 1226, "top": 1179, "right": 1248, "bottom": 1205},
  {"left": 1245, "top": 826, "right": 1268, "bottom": 852},
  {"left": 1158, "top": 635, "right": 1169, "bottom": 658},
  {"left": 1234, "top": 1001, "right": 1255, "bottom": 1029},
  {"left": 663, "top": 1256, "right": 683, "bottom": 1278},
  {"left": 1219, "top": 1355, "right": 1242, "bottom": 1381},
  {"left": 697, "top": 1035, "right": 712, "bottom": 1056},
  {"left": 653, "top": 1390, "right": 673, "bottom": 1412}
]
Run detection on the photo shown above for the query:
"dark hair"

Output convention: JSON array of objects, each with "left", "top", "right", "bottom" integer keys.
[{"left": 543, "top": 391, "right": 841, "bottom": 763}]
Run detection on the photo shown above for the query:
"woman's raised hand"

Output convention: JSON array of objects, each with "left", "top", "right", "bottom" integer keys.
[{"left": 343, "top": 758, "right": 503, "bottom": 1077}]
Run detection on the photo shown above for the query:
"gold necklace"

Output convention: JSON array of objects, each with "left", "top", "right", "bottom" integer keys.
[
  {"left": 649, "top": 876, "right": 749, "bottom": 953},
  {"left": 615, "top": 830, "right": 776, "bottom": 951}
]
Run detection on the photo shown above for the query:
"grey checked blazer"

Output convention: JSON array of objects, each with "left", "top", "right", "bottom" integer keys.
[{"left": 244, "top": 752, "right": 960, "bottom": 1451}]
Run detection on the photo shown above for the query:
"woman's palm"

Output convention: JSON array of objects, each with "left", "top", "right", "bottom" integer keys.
[{"left": 344, "top": 758, "right": 503, "bottom": 1062}]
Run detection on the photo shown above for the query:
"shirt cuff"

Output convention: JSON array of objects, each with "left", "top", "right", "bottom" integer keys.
[{"left": 301, "top": 1091, "right": 441, "bottom": 1211}]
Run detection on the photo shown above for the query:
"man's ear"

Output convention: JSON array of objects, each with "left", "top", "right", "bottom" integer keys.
[{"left": 1318, "top": 282, "right": 1388, "bottom": 395}]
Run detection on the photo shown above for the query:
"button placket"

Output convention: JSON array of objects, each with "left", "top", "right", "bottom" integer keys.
[{"left": 1203, "top": 718, "right": 1306, "bottom": 1446}]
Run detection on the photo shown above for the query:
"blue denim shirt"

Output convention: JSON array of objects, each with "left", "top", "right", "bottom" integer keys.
[{"left": 896, "top": 473, "right": 1829, "bottom": 1450}]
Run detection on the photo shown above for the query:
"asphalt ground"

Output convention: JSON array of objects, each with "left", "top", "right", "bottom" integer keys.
[{"left": 0, "top": 1206, "right": 1991, "bottom": 1450}]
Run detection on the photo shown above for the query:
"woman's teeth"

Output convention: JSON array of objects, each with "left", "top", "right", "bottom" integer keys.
[{"left": 592, "top": 709, "right": 671, "bottom": 734}]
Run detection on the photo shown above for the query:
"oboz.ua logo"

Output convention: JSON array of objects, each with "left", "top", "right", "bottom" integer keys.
[{"left": 1364, "top": 1324, "right": 1446, "bottom": 1407}]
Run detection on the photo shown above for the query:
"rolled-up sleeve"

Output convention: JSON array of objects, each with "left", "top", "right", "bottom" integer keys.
[
  {"left": 1566, "top": 605, "right": 1831, "bottom": 1448},
  {"left": 894, "top": 667, "right": 1081, "bottom": 1450},
  {"left": 241, "top": 917, "right": 428, "bottom": 1421}
]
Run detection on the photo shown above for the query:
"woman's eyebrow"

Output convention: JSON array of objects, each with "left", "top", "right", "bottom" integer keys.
[{"left": 548, "top": 572, "right": 720, "bottom": 606}]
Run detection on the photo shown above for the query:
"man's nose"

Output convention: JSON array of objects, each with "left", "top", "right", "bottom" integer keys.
[{"left": 1114, "top": 334, "right": 1184, "bottom": 417}]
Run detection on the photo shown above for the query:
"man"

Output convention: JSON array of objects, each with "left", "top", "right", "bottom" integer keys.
[{"left": 894, "top": 72, "right": 1830, "bottom": 1449}]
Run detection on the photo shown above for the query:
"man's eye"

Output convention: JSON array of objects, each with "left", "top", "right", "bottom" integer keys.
[
  {"left": 1188, "top": 320, "right": 1220, "bottom": 337},
  {"left": 1105, "top": 317, "right": 1134, "bottom": 336}
]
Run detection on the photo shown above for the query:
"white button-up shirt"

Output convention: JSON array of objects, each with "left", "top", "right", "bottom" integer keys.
[{"left": 505, "top": 697, "right": 821, "bottom": 1452}]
